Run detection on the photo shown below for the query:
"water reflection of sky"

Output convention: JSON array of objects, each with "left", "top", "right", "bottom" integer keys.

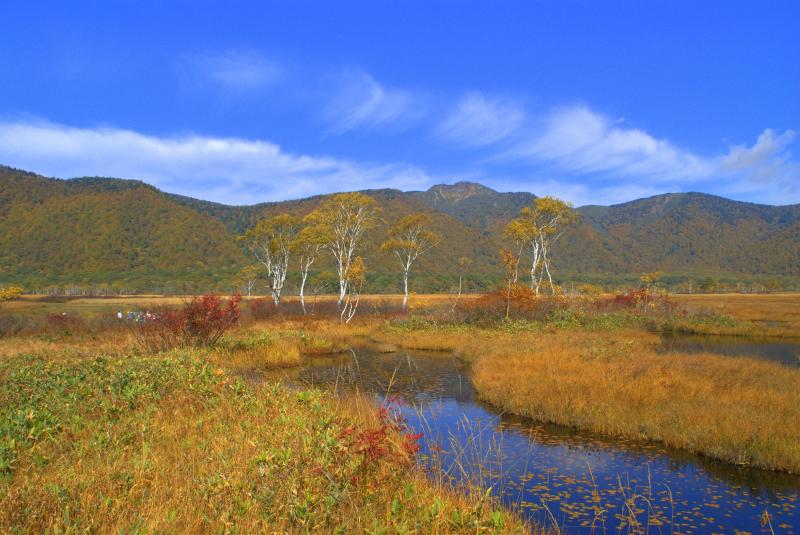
[
  {"left": 292, "top": 350, "right": 800, "bottom": 533},
  {"left": 659, "top": 334, "right": 800, "bottom": 367}
]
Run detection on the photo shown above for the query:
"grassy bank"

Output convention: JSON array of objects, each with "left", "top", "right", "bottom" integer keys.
[
  {"left": 672, "top": 293, "right": 800, "bottom": 337},
  {"left": 466, "top": 329, "right": 800, "bottom": 473},
  {"left": 0, "top": 350, "right": 527, "bottom": 533}
]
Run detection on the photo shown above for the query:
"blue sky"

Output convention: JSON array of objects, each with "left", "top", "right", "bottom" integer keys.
[{"left": 0, "top": 1, "right": 798, "bottom": 206}]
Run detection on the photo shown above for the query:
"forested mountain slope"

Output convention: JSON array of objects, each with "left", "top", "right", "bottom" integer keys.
[
  {"left": 1, "top": 165, "right": 797, "bottom": 292},
  {"left": 0, "top": 166, "right": 244, "bottom": 290},
  {"left": 565, "top": 193, "right": 800, "bottom": 275}
]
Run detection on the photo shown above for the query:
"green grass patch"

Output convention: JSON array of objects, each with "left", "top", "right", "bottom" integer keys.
[{"left": 0, "top": 351, "right": 526, "bottom": 532}]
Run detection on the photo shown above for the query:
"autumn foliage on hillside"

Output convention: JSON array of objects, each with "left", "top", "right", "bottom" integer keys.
[{"left": 3, "top": 165, "right": 800, "bottom": 295}]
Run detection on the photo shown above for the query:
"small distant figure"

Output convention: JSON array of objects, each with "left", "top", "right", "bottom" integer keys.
[{"left": 117, "top": 311, "right": 123, "bottom": 320}]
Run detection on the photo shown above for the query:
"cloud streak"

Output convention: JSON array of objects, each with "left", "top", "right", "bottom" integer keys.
[
  {"left": 435, "top": 92, "right": 525, "bottom": 146},
  {"left": 324, "top": 70, "right": 423, "bottom": 133},
  {"left": 426, "top": 86, "right": 799, "bottom": 203},
  {"left": 508, "top": 105, "right": 714, "bottom": 182},
  {"left": 0, "top": 102, "right": 796, "bottom": 207},
  {"left": 190, "top": 50, "right": 281, "bottom": 90},
  {"left": 0, "top": 119, "right": 434, "bottom": 204},
  {"left": 722, "top": 128, "right": 798, "bottom": 192}
]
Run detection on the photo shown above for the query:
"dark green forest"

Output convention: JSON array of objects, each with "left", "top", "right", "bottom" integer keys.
[{"left": 1, "top": 165, "right": 798, "bottom": 294}]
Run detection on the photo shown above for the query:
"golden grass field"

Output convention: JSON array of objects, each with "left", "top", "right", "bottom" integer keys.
[
  {"left": 470, "top": 329, "right": 800, "bottom": 473},
  {"left": 0, "top": 353, "right": 529, "bottom": 533},
  {"left": 1, "top": 291, "right": 799, "bottom": 531},
  {"left": 0, "top": 313, "right": 530, "bottom": 533},
  {"left": 673, "top": 293, "right": 800, "bottom": 333},
  {"left": 9, "top": 290, "right": 797, "bottom": 318}
]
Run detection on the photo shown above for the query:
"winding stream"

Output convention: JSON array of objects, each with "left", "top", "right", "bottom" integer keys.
[{"left": 270, "top": 341, "right": 800, "bottom": 533}]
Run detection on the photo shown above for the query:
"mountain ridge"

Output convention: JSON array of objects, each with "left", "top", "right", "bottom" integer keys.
[{"left": 1, "top": 165, "right": 798, "bottom": 292}]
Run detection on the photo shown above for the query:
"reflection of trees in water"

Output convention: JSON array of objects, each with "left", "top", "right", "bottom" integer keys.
[{"left": 297, "top": 349, "right": 476, "bottom": 404}]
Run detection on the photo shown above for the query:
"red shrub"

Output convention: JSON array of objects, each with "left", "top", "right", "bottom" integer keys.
[
  {"left": 181, "top": 294, "right": 242, "bottom": 347},
  {"left": 134, "top": 294, "right": 241, "bottom": 350},
  {"left": 335, "top": 397, "right": 423, "bottom": 485}
]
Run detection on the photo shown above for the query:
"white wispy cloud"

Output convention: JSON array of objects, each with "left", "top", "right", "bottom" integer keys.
[
  {"left": 510, "top": 105, "right": 713, "bottom": 182},
  {"left": 0, "top": 119, "right": 434, "bottom": 204},
  {"left": 324, "top": 70, "right": 422, "bottom": 133},
  {"left": 191, "top": 50, "right": 281, "bottom": 90},
  {"left": 485, "top": 104, "right": 798, "bottom": 204},
  {"left": 721, "top": 128, "right": 798, "bottom": 192},
  {"left": 1, "top": 108, "right": 796, "bottom": 207},
  {"left": 435, "top": 92, "right": 525, "bottom": 146}
]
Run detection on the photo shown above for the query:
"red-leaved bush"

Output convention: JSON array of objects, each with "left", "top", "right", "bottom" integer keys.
[
  {"left": 134, "top": 294, "right": 241, "bottom": 351},
  {"left": 593, "top": 288, "right": 676, "bottom": 314},
  {"left": 334, "top": 396, "right": 423, "bottom": 486},
  {"left": 181, "top": 294, "right": 242, "bottom": 346}
]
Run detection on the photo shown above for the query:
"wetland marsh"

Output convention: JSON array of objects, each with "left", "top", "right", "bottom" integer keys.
[{"left": 279, "top": 347, "right": 800, "bottom": 533}]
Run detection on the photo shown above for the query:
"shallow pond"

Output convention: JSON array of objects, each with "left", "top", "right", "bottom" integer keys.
[
  {"left": 272, "top": 349, "right": 800, "bottom": 533},
  {"left": 659, "top": 334, "right": 800, "bottom": 367}
]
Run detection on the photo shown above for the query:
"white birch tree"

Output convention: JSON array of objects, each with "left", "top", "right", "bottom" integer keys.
[
  {"left": 233, "top": 265, "right": 261, "bottom": 297},
  {"left": 292, "top": 224, "right": 326, "bottom": 314},
  {"left": 340, "top": 256, "right": 365, "bottom": 324},
  {"left": 456, "top": 256, "right": 472, "bottom": 300},
  {"left": 304, "top": 193, "right": 379, "bottom": 309},
  {"left": 239, "top": 214, "right": 300, "bottom": 306},
  {"left": 532, "top": 197, "right": 579, "bottom": 294},
  {"left": 381, "top": 213, "right": 439, "bottom": 309},
  {"left": 507, "top": 197, "right": 579, "bottom": 295},
  {"left": 502, "top": 218, "right": 533, "bottom": 285}
]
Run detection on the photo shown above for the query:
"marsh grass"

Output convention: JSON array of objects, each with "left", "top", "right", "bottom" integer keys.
[
  {"left": 370, "top": 318, "right": 800, "bottom": 472},
  {"left": 470, "top": 329, "right": 800, "bottom": 473},
  {"left": 0, "top": 351, "right": 528, "bottom": 533},
  {"left": 2, "top": 292, "right": 798, "bottom": 530},
  {"left": 672, "top": 293, "right": 800, "bottom": 337}
]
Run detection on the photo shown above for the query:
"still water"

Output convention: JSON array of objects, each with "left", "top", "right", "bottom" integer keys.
[
  {"left": 659, "top": 334, "right": 800, "bottom": 367},
  {"left": 274, "top": 349, "right": 799, "bottom": 533}
]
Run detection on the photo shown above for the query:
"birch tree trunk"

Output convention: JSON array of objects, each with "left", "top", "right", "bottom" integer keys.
[
  {"left": 299, "top": 270, "right": 308, "bottom": 314},
  {"left": 402, "top": 269, "right": 409, "bottom": 309}
]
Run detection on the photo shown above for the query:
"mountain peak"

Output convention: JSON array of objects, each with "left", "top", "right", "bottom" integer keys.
[{"left": 426, "top": 181, "right": 496, "bottom": 202}]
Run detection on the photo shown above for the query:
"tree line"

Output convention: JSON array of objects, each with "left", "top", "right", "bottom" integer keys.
[{"left": 237, "top": 192, "right": 578, "bottom": 322}]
